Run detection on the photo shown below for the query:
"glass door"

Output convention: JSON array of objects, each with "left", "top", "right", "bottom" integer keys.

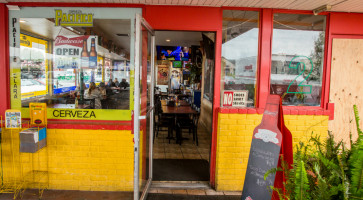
[{"left": 133, "top": 14, "right": 155, "bottom": 200}]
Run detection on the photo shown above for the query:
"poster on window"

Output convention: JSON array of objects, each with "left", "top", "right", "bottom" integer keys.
[
  {"left": 5, "top": 110, "right": 22, "bottom": 129},
  {"left": 54, "top": 35, "right": 98, "bottom": 69},
  {"left": 222, "top": 90, "right": 248, "bottom": 107},
  {"left": 157, "top": 65, "right": 169, "bottom": 85}
]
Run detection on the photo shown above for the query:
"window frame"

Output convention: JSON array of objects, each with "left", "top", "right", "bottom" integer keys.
[
  {"left": 220, "top": 7, "right": 262, "bottom": 108},
  {"left": 220, "top": 7, "right": 331, "bottom": 113},
  {"left": 8, "top": 7, "right": 141, "bottom": 121},
  {"left": 269, "top": 9, "right": 330, "bottom": 111}
]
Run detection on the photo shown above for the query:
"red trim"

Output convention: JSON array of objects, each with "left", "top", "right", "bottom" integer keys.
[
  {"left": 144, "top": 4, "right": 222, "bottom": 189},
  {"left": 6, "top": 2, "right": 144, "bottom": 8},
  {"left": 46, "top": 120, "right": 132, "bottom": 130},
  {"left": 0, "top": 4, "right": 9, "bottom": 116},
  {"left": 221, "top": 6, "right": 261, "bottom": 11},
  {"left": 209, "top": 8, "right": 223, "bottom": 188},
  {"left": 144, "top": 5, "right": 221, "bottom": 31},
  {"left": 219, "top": 106, "right": 331, "bottom": 116},
  {"left": 321, "top": 13, "right": 331, "bottom": 110},
  {"left": 258, "top": 9, "right": 273, "bottom": 109}
]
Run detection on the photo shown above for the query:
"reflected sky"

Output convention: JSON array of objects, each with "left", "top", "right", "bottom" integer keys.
[{"left": 222, "top": 28, "right": 322, "bottom": 60}]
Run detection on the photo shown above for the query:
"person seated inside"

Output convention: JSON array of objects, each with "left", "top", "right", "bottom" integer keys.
[
  {"left": 85, "top": 82, "right": 103, "bottom": 109},
  {"left": 107, "top": 79, "right": 116, "bottom": 87},
  {"left": 71, "top": 82, "right": 86, "bottom": 98},
  {"left": 114, "top": 78, "right": 119, "bottom": 87},
  {"left": 119, "top": 78, "right": 129, "bottom": 89},
  {"left": 98, "top": 82, "right": 107, "bottom": 99}
]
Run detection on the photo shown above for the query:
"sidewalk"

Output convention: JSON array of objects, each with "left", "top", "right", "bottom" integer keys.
[{"left": 0, "top": 188, "right": 241, "bottom": 200}]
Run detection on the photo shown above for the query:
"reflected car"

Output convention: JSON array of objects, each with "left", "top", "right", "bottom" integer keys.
[{"left": 21, "top": 79, "right": 46, "bottom": 94}]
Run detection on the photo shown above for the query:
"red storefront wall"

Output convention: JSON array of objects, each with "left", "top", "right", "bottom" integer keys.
[{"left": 0, "top": 2, "right": 363, "bottom": 189}]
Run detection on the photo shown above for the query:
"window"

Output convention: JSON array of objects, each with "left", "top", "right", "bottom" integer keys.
[
  {"left": 221, "top": 10, "right": 259, "bottom": 107},
  {"left": 270, "top": 13, "right": 326, "bottom": 106},
  {"left": 10, "top": 8, "right": 140, "bottom": 120},
  {"left": 19, "top": 19, "right": 131, "bottom": 110}
]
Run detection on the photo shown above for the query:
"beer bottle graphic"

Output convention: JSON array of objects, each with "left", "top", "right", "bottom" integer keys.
[
  {"left": 89, "top": 38, "right": 97, "bottom": 69},
  {"left": 81, "top": 39, "right": 89, "bottom": 69}
]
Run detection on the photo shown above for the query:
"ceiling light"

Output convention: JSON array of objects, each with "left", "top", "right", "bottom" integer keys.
[
  {"left": 313, "top": 4, "right": 332, "bottom": 15},
  {"left": 20, "top": 19, "right": 27, "bottom": 23},
  {"left": 166, "top": 39, "right": 171, "bottom": 42}
]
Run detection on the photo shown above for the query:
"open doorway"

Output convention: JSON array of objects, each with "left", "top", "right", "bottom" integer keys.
[{"left": 151, "top": 31, "right": 215, "bottom": 183}]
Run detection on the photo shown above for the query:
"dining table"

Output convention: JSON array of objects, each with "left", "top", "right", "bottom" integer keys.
[
  {"left": 161, "top": 101, "right": 198, "bottom": 143},
  {"left": 160, "top": 100, "right": 190, "bottom": 107}
]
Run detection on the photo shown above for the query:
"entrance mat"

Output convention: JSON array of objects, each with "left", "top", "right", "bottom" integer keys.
[
  {"left": 151, "top": 159, "right": 209, "bottom": 181},
  {"left": 147, "top": 194, "right": 240, "bottom": 200}
]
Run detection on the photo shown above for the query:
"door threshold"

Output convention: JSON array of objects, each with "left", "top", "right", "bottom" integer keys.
[{"left": 151, "top": 181, "right": 210, "bottom": 190}]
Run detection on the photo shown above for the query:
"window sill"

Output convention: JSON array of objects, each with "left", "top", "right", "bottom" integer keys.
[
  {"left": 218, "top": 104, "right": 334, "bottom": 120},
  {"left": 22, "top": 119, "right": 132, "bottom": 130}
]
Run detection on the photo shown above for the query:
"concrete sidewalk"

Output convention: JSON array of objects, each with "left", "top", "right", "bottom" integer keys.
[{"left": 0, "top": 188, "right": 241, "bottom": 200}]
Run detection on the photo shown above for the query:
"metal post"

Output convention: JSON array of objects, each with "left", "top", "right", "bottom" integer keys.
[
  {"left": 133, "top": 14, "right": 141, "bottom": 200},
  {"left": 149, "top": 35, "right": 155, "bottom": 180}
]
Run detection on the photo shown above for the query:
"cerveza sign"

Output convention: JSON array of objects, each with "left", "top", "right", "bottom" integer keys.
[
  {"left": 52, "top": 109, "right": 96, "bottom": 119},
  {"left": 55, "top": 10, "right": 94, "bottom": 27}
]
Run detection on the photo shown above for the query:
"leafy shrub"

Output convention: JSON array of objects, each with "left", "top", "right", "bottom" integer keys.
[{"left": 265, "top": 105, "right": 363, "bottom": 200}]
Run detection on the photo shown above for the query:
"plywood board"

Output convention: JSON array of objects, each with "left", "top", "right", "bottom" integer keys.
[{"left": 329, "top": 38, "right": 363, "bottom": 146}]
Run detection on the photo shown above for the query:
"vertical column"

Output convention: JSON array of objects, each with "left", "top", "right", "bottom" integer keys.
[
  {"left": 258, "top": 9, "right": 273, "bottom": 109},
  {"left": 0, "top": 4, "right": 9, "bottom": 115},
  {"left": 210, "top": 8, "right": 223, "bottom": 188}
]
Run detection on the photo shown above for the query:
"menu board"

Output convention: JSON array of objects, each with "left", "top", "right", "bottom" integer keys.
[{"left": 241, "top": 96, "right": 282, "bottom": 200}]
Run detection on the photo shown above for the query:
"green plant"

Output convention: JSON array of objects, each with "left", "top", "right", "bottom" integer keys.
[
  {"left": 264, "top": 105, "right": 363, "bottom": 200},
  {"left": 189, "top": 63, "right": 202, "bottom": 84},
  {"left": 349, "top": 105, "right": 363, "bottom": 199},
  {"left": 294, "top": 160, "right": 310, "bottom": 200}
]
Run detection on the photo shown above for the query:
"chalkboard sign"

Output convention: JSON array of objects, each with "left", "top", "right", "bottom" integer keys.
[{"left": 241, "top": 95, "right": 283, "bottom": 200}]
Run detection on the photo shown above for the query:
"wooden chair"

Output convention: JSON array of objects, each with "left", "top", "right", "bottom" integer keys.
[
  {"left": 176, "top": 113, "right": 200, "bottom": 145},
  {"left": 153, "top": 99, "right": 173, "bottom": 143}
]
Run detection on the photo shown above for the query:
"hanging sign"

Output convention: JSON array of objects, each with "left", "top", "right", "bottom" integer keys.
[
  {"left": 55, "top": 10, "right": 94, "bottom": 27},
  {"left": 222, "top": 90, "right": 248, "bottom": 107},
  {"left": 54, "top": 35, "right": 98, "bottom": 69}
]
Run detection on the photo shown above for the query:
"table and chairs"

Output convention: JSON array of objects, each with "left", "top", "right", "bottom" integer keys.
[{"left": 154, "top": 94, "right": 200, "bottom": 146}]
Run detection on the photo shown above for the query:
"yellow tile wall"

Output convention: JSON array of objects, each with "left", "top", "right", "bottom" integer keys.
[
  {"left": 215, "top": 113, "right": 329, "bottom": 191},
  {"left": 1, "top": 128, "right": 135, "bottom": 191}
]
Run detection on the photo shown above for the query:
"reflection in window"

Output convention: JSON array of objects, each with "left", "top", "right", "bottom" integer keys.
[
  {"left": 221, "top": 10, "right": 259, "bottom": 107},
  {"left": 19, "top": 18, "right": 131, "bottom": 110},
  {"left": 270, "top": 14, "right": 325, "bottom": 106}
]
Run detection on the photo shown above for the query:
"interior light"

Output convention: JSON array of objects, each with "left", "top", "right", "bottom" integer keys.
[
  {"left": 20, "top": 20, "right": 27, "bottom": 23},
  {"left": 166, "top": 39, "right": 171, "bottom": 42}
]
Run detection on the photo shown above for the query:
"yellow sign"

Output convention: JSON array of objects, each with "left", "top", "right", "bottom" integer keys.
[
  {"left": 55, "top": 10, "right": 94, "bottom": 27},
  {"left": 29, "top": 103, "right": 47, "bottom": 126},
  {"left": 48, "top": 109, "right": 131, "bottom": 120}
]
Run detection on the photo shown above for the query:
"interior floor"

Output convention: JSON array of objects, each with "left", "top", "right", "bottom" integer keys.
[{"left": 153, "top": 123, "right": 211, "bottom": 161}]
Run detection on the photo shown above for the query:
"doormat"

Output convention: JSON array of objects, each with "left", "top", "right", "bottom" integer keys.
[
  {"left": 150, "top": 159, "right": 209, "bottom": 181},
  {"left": 147, "top": 194, "right": 240, "bottom": 200}
]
